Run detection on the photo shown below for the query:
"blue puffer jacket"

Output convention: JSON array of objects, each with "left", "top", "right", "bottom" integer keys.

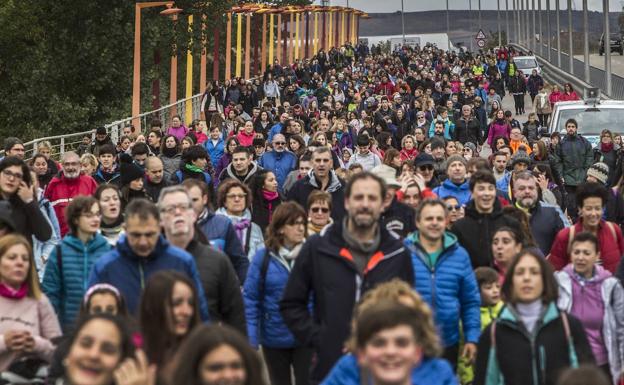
[
  {"left": 197, "top": 210, "right": 248, "bottom": 283},
  {"left": 204, "top": 137, "right": 225, "bottom": 167},
  {"left": 243, "top": 248, "right": 299, "bottom": 349},
  {"left": 87, "top": 234, "right": 210, "bottom": 321},
  {"left": 257, "top": 150, "right": 297, "bottom": 192},
  {"left": 321, "top": 354, "right": 458, "bottom": 385},
  {"left": 42, "top": 234, "right": 111, "bottom": 328},
  {"left": 405, "top": 232, "right": 481, "bottom": 346},
  {"left": 432, "top": 179, "right": 472, "bottom": 206}
]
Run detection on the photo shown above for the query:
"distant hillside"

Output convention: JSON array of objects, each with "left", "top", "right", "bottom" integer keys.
[{"left": 360, "top": 10, "right": 621, "bottom": 46}]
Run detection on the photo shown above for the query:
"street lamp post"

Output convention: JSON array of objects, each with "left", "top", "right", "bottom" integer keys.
[{"left": 132, "top": 1, "right": 181, "bottom": 133}]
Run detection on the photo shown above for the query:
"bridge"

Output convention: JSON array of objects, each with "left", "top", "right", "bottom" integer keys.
[{"left": 8, "top": 1, "right": 620, "bottom": 159}]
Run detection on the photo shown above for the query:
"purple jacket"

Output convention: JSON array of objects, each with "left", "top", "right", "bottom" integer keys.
[
  {"left": 167, "top": 125, "right": 189, "bottom": 141},
  {"left": 338, "top": 129, "right": 353, "bottom": 150},
  {"left": 486, "top": 119, "right": 511, "bottom": 146},
  {"left": 214, "top": 153, "right": 232, "bottom": 187}
]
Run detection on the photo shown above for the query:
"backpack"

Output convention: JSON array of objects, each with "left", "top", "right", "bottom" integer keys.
[{"left": 566, "top": 221, "right": 617, "bottom": 255}]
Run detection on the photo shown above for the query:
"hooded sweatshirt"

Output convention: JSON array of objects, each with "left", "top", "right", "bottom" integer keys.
[{"left": 562, "top": 265, "right": 609, "bottom": 365}]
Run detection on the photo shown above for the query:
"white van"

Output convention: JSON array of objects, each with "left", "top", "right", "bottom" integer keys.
[{"left": 512, "top": 55, "right": 541, "bottom": 78}]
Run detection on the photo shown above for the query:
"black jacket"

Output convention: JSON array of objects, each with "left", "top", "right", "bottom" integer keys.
[
  {"left": 451, "top": 199, "right": 517, "bottom": 269},
  {"left": 381, "top": 199, "right": 416, "bottom": 239},
  {"left": 3, "top": 196, "right": 52, "bottom": 243},
  {"left": 187, "top": 232, "right": 246, "bottom": 335},
  {"left": 474, "top": 303, "right": 594, "bottom": 385},
  {"left": 280, "top": 222, "right": 414, "bottom": 382},
  {"left": 287, "top": 171, "right": 346, "bottom": 222},
  {"left": 144, "top": 178, "right": 170, "bottom": 202},
  {"left": 527, "top": 202, "right": 566, "bottom": 255},
  {"left": 251, "top": 194, "right": 282, "bottom": 231},
  {"left": 453, "top": 116, "right": 482, "bottom": 144}
]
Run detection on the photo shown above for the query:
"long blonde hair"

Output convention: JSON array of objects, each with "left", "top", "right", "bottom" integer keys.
[
  {"left": 346, "top": 279, "right": 442, "bottom": 357},
  {"left": 0, "top": 234, "right": 42, "bottom": 299}
]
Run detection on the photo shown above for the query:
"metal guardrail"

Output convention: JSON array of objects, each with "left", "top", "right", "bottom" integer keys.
[
  {"left": 15, "top": 93, "right": 204, "bottom": 160},
  {"left": 512, "top": 42, "right": 624, "bottom": 99}
]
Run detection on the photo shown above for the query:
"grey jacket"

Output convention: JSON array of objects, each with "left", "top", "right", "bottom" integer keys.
[{"left": 556, "top": 270, "right": 624, "bottom": 383}]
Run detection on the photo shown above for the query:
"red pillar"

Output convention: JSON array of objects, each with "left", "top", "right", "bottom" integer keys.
[{"left": 212, "top": 22, "right": 220, "bottom": 81}]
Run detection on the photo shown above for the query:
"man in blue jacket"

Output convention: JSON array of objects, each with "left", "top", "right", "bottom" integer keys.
[
  {"left": 404, "top": 198, "right": 480, "bottom": 371},
  {"left": 87, "top": 198, "right": 210, "bottom": 321},
  {"left": 257, "top": 134, "right": 297, "bottom": 193}
]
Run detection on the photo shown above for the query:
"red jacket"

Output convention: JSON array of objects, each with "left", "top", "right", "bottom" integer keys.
[
  {"left": 548, "top": 219, "right": 624, "bottom": 274},
  {"left": 44, "top": 174, "right": 98, "bottom": 236}
]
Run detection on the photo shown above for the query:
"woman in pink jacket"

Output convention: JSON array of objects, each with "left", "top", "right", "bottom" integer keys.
[
  {"left": 487, "top": 109, "right": 512, "bottom": 146},
  {"left": 0, "top": 234, "right": 61, "bottom": 371},
  {"left": 549, "top": 85, "right": 563, "bottom": 107}
]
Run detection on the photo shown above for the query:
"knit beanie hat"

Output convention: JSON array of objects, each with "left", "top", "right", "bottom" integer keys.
[
  {"left": 587, "top": 162, "right": 609, "bottom": 185},
  {"left": 119, "top": 153, "right": 144, "bottom": 186},
  {"left": 511, "top": 150, "right": 531, "bottom": 168},
  {"left": 446, "top": 154, "right": 467, "bottom": 170}
]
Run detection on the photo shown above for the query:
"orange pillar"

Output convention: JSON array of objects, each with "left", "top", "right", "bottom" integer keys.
[
  {"left": 169, "top": 13, "right": 178, "bottom": 118},
  {"left": 288, "top": 12, "right": 294, "bottom": 64},
  {"left": 225, "top": 12, "right": 232, "bottom": 80},
  {"left": 244, "top": 13, "right": 251, "bottom": 79},
  {"left": 261, "top": 14, "right": 267, "bottom": 74}
]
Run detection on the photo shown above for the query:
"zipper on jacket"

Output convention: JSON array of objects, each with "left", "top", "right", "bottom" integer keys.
[
  {"left": 139, "top": 261, "right": 145, "bottom": 290},
  {"left": 539, "top": 345, "right": 547, "bottom": 384}
]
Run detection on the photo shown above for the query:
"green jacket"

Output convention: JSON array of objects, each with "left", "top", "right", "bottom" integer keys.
[{"left": 551, "top": 134, "right": 594, "bottom": 186}]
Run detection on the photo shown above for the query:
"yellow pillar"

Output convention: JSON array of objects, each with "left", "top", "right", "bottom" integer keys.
[
  {"left": 277, "top": 14, "right": 282, "bottom": 64},
  {"left": 294, "top": 12, "right": 300, "bottom": 60},
  {"left": 340, "top": 11, "right": 345, "bottom": 45},
  {"left": 351, "top": 13, "right": 356, "bottom": 43},
  {"left": 269, "top": 14, "right": 275, "bottom": 64},
  {"left": 185, "top": 14, "right": 193, "bottom": 124},
  {"left": 235, "top": 13, "right": 242, "bottom": 77},
  {"left": 314, "top": 12, "right": 319, "bottom": 54},
  {"left": 288, "top": 12, "right": 294, "bottom": 64}
]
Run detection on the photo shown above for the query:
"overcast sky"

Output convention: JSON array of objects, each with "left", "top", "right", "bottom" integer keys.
[{"left": 314, "top": 0, "right": 624, "bottom": 13}]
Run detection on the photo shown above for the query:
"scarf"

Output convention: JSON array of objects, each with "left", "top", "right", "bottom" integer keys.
[
  {"left": 162, "top": 146, "right": 179, "bottom": 158},
  {"left": 185, "top": 163, "right": 204, "bottom": 174},
  {"left": 263, "top": 190, "right": 279, "bottom": 223},
  {"left": 233, "top": 218, "right": 251, "bottom": 243},
  {"left": 0, "top": 283, "right": 28, "bottom": 299},
  {"left": 601, "top": 142, "right": 614, "bottom": 153}
]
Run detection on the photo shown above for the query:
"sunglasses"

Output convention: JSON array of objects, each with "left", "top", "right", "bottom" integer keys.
[
  {"left": 418, "top": 165, "right": 434, "bottom": 171},
  {"left": 310, "top": 207, "right": 330, "bottom": 214},
  {"left": 447, "top": 204, "right": 462, "bottom": 211}
]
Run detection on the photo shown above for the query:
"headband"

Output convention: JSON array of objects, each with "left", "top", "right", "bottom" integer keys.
[{"left": 83, "top": 283, "right": 121, "bottom": 306}]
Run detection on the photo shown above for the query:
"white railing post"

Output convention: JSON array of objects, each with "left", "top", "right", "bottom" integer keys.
[{"left": 60, "top": 137, "right": 65, "bottom": 156}]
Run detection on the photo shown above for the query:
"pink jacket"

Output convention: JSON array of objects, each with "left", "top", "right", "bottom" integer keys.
[
  {"left": 487, "top": 119, "right": 511, "bottom": 146},
  {"left": 0, "top": 294, "right": 61, "bottom": 371}
]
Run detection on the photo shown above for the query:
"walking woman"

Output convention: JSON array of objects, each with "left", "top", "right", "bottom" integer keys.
[
  {"left": 140, "top": 270, "right": 201, "bottom": 373},
  {"left": 555, "top": 232, "right": 624, "bottom": 384},
  {"left": 250, "top": 169, "right": 282, "bottom": 231},
  {"left": 243, "top": 202, "right": 312, "bottom": 385},
  {"left": 0, "top": 234, "right": 61, "bottom": 371},
  {"left": 167, "top": 324, "right": 266, "bottom": 385},
  {"left": 474, "top": 249, "right": 594, "bottom": 385}
]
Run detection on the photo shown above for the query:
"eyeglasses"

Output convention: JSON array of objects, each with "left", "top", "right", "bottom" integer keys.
[
  {"left": 310, "top": 207, "right": 330, "bottom": 214},
  {"left": 1, "top": 170, "right": 23, "bottom": 180},
  {"left": 226, "top": 193, "right": 247, "bottom": 200},
  {"left": 160, "top": 203, "right": 192, "bottom": 215},
  {"left": 418, "top": 165, "right": 434, "bottom": 171},
  {"left": 447, "top": 204, "right": 462, "bottom": 211},
  {"left": 274, "top": 142, "right": 286, "bottom": 145},
  {"left": 287, "top": 219, "right": 306, "bottom": 226}
]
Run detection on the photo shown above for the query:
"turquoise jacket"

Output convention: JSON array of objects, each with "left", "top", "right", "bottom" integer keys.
[{"left": 42, "top": 233, "right": 111, "bottom": 329}]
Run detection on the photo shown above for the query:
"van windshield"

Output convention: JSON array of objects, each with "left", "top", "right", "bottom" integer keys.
[
  {"left": 556, "top": 107, "right": 624, "bottom": 135},
  {"left": 514, "top": 58, "right": 537, "bottom": 69}
]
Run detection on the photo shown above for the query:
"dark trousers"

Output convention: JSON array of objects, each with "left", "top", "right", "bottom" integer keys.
[
  {"left": 443, "top": 344, "right": 460, "bottom": 372},
  {"left": 262, "top": 346, "right": 314, "bottom": 385},
  {"left": 564, "top": 185, "right": 578, "bottom": 221},
  {"left": 538, "top": 113, "right": 550, "bottom": 127},
  {"left": 513, "top": 94, "right": 525, "bottom": 113}
]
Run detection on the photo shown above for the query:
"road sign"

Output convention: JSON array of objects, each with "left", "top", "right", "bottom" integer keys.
[
  {"left": 475, "top": 29, "right": 486, "bottom": 40},
  {"left": 477, "top": 39, "right": 486, "bottom": 48}
]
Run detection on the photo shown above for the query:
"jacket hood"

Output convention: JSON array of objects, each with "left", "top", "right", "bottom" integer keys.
[
  {"left": 215, "top": 207, "right": 252, "bottom": 221},
  {"left": 441, "top": 178, "right": 469, "bottom": 192},
  {"left": 405, "top": 231, "right": 459, "bottom": 253},
  {"left": 307, "top": 169, "right": 342, "bottom": 193},
  {"left": 63, "top": 233, "right": 110, "bottom": 253},
  {"left": 498, "top": 301, "right": 560, "bottom": 328},
  {"left": 116, "top": 234, "right": 170, "bottom": 261},
  {"left": 563, "top": 264, "right": 611, "bottom": 284},
  {"left": 226, "top": 162, "right": 259, "bottom": 183}
]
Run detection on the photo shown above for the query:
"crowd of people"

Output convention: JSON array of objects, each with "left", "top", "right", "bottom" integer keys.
[{"left": 1, "top": 42, "right": 623, "bottom": 385}]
